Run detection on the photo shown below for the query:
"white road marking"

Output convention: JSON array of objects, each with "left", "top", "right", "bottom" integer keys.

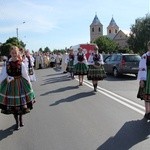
[{"left": 75, "top": 78, "right": 145, "bottom": 115}]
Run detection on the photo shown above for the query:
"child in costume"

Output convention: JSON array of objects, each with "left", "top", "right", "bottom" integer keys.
[
  {"left": 87, "top": 46, "right": 106, "bottom": 92},
  {"left": 66, "top": 48, "right": 75, "bottom": 79},
  {"left": 0, "top": 46, "right": 35, "bottom": 130},
  {"left": 74, "top": 47, "right": 88, "bottom": 85}
]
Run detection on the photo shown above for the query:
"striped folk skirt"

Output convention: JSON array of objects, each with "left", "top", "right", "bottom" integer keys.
[
  {"left": 67, "top": 61, "right": 74, "bottom": 73},
  {"left": 87, "top": 65, "right": 107, "bottom": 80},
  {"left": 74, "top": 62, "right": 88, "bottom": 75},
  {"left": 0, "top": 76, "right": 35, "bottom": 115},
  {"left": 137, "top": 68, "right": 150, "bottom": 102}
]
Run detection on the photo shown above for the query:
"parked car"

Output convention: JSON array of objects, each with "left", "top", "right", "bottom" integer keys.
[
  {"left": 102, "top": 54, "right": 110, "bottom": 60},
  {"left": 103, "top": 53, "right": 141, "bottom": 77}
]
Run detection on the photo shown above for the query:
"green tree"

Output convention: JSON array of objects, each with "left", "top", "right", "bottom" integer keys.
[
  {"left": 38, "top": 48, "right": 43, "bottom": 52},
  {"left": 93, "top": 36, "right": 118, "bottom": 53},
  {"left": 128, "top": 14, "right": 150, "bottom": 55},
  {"left": 0, "top": 37, "right": 26, "bottom": 57},
  {"left": 44, "top": 47, "right": 51, "bottom": 53}
]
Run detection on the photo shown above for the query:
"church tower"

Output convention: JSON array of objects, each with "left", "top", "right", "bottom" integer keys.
[
  {"left": 90, "top": 14, "right": 103, "bottom": 42},
  {"left": 107, "top": 17, "right": 119, "bottom": 39}
]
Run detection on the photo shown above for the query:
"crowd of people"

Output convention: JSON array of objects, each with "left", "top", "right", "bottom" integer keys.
[
  {"left": 1, "top": 40, "right": 150, "bottom": 132},
  {"left": 61, "top": 46, "right": 106, "bottom": 92}
]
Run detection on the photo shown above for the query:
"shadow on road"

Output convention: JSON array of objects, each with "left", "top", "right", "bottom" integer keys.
[
  {"left": 41, "top": 75, "right": 71, "bottom": 85},
  {"left": 40, "top": 85, "right": 79, "bottom": 96},
  {"left": 0, "top": 124, "right": 16, "bottom": 141},
  {"left": 97, "top": 118, "right": 150, "bottom": 150},
  {"left": 50, "top": 91, "right": 95, "bottom": 106}
]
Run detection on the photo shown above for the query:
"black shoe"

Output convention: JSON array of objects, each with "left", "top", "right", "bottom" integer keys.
[
  {"left": 20, "top": 123, "right": 24, "bottom": 127},
  {"left": 14, "top": 124, "right": 20, "bottom": 130},
  {"left": 144, "top": 113, "right": 149, "bottom": 119},
  {"left": 94, "top": 86, "right": 97, "bottom": 92}
]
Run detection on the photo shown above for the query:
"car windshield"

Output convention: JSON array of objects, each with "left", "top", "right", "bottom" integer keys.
[{"left": 123, "top": 55, "right": 141, "bottom": 62}]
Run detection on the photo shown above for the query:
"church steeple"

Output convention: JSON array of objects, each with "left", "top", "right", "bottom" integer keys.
[
  {"left": 90, "top": 14, "right": 103, "bottom": 42},
  {"left": 107, "top": 17, "right": 119, "bottom": 39}
]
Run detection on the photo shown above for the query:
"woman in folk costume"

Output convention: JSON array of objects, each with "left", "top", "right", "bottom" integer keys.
[
  {"left": 66, "top": 48, "right": 75, "bottom": 79},
  {"left": 24, "top": 50, "right": 36, "bottom": 82},
  {"left": 0, "top": 46, "right": 35, "bottom": 130},
  {"left": 74, "top": 47, "right": 88, "bottom": 86},
  {"left": 137, "top": 41, "right": 150, "bottom": 119},
  {"left": 87, "top": 46, "right": 106, "bottom": 92}
]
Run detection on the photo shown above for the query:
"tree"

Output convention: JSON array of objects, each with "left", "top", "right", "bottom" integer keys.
[
  {"left": 128, "top": 14, "right": 150, "bottom": 54},
  {"left": 0, "top": 37, "right": 26, "bottom": 57},
  {"left": 93, "top": 36, "right": 118, "bottom": 53},
  {"left": 38, "top": 48, "right": 43, "bottom": 52},
  {"left": 44, "top": 47, "right": 51, "bottom": 53}
]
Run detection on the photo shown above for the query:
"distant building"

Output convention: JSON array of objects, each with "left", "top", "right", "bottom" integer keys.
[
  {"left": 90, "top": 14, "right": 103, "bottom": 42},
  {"left": 107, "top": 17, "right": 119, "bottom": 40},
  {"left": 113, "top": 30, "right": 129, "bottom": 48},
  {"left": 90, "top": 14, "right": 129, "bottom": 49}
]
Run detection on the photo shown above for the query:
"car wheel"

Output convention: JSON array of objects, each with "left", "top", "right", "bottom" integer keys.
[{"left": 113, "top": 68, "right": 119, "bottom": 77}]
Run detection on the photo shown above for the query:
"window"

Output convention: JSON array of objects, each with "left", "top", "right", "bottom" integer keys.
[
  {"left": 109, "top": 30, "right": 111, "bottom": 33},
  {"left": 92, "top": 28, "right": 94, "bottom": 32},
  {"left": 124, "top": 55, "right": 141, "bottom": 62},
  {"left": 99, "top": 27, "right": 101, "bottom": 32}
]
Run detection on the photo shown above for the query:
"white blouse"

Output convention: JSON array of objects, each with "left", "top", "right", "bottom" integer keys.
[
  {"left": 88, "top": 53, "right": 104, "bottom": 65},
  {"left": 0, "top": 61, "right": 31, "bottom": 84},
  {"left": 137, "top": 53, "right": 147, "bottom": 80}
]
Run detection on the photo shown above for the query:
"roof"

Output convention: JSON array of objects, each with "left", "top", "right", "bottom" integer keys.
[
  {"left": 90, "top": 14, "right": 102, "bottom": 26},
  {"left": 108, "top": 17, "right": 119, "bottom": 28}
]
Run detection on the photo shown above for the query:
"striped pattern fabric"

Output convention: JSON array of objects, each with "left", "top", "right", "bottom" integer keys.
[
  {"left": 137, "top": 68, "right": 150, "bottom": 102},
  {"left": 0, "top": 76, "right": 35, "bottom": 114},
  {"left": 67, "top": 60, "right": 74, "bottom": 73}
]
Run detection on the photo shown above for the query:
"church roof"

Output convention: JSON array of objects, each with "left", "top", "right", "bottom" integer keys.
[
  {"left": 91, "top": 14, "right": 102, "bottom": 26},
  {"left": 108, "top": 17, "right": 119, "bottom": 28}
]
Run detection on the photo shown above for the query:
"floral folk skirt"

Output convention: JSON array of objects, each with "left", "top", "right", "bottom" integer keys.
[
  {"left": 74, "top": 63, "right": 88, "bottom": 75},
  {"left": 87, "top": 65, "right": 107, "bottom": 80}
]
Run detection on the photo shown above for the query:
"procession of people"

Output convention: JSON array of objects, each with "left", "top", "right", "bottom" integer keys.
[{"left": 2, "top": 41, "right": 150, "bottom": 133}]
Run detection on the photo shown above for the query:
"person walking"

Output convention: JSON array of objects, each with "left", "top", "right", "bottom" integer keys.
[
  {"left": 66, "top": 48, "right": 75, "bottom": 79},
  {"left": 0, "top": 46, "right": 35, "bottom": 130},
  {"left": 74, "top": 47, "right": 88, "bottom": 86},
  {"left": 61, "top": 50, "right": 68, "bottom": 74},
  {"left": 137, "top": 41, "right": 150, "bottom": 119},
  {"left": 87, "top": 46, "right": 106, "bottom": 92}
]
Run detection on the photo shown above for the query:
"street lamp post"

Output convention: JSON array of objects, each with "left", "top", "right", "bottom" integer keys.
[
  {"left": 16, "top": 21, "right": 25, "bottom": 39},
  {"left": 16, "top": 28, "right": 18, "bottom": 39}
]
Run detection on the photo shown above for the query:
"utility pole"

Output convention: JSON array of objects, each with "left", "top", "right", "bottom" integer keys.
[
  {"left": 16, "top": 21, "right": 25, "bottom": 39},
  {"left": 16, "top": 28, "right": 18, "bottom": 39}
]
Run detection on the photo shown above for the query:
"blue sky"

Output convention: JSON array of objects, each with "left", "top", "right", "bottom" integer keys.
[{"left": 0, "top": 0, "right": 149, "bottom": 51}]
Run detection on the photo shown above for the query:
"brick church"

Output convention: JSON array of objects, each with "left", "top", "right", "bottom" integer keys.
[{"left": 90, "top": 14, "right": 129, "bottom": 49}]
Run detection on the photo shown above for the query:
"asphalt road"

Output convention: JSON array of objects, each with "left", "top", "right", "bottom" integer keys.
[{"left": 0, "top": 67, "right": 150, "bottom": 150}]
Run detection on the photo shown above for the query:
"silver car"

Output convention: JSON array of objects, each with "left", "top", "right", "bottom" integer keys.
[{"left": 104, "top": 53, "right": 141, "bottom": 77}]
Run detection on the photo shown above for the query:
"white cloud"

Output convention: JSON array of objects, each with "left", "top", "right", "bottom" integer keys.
[{"left": 0, "top": 0, "right": 59, "bottom": 34}]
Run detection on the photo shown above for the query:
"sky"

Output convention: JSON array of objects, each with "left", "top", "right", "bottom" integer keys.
[{"left": 0, "top": 0, "right": 149, "bottom": 51}]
